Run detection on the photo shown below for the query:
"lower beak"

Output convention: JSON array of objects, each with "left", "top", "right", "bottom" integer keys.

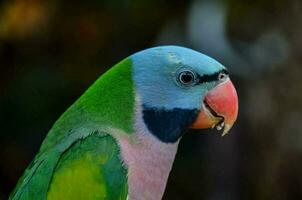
[{"left": 191, "top": 79, "right": 238, "bottom": 136}]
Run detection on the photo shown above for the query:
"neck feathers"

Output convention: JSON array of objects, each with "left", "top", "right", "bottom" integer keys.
[{"left": 117, "top": 96, "right": 179, "bottom": 200}]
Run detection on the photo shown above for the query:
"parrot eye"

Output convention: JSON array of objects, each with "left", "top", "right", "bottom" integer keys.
[{"left": 178, "top": 70, "right": 196, "bottom": 86}]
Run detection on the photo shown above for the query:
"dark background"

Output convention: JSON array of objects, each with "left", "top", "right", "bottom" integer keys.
[{"left": 1, "top": 0, "right": 302, "bottom": 199}]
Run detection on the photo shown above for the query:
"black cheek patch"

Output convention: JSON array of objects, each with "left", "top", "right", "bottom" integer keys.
[{"left": 142, "top": 105, "right": 199, "bottom": 143}]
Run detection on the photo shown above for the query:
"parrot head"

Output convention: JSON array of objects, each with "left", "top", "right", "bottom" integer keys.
[{"left": 131, "top": 46, "right": 238, "bottom": 143}]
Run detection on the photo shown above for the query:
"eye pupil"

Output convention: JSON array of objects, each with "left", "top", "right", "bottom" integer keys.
[
  {"left": 179, "top": 71, "right": 195, "bottom": 85},
  {"left": 181, "top": 73, "right": 193, "bottom": 83}
]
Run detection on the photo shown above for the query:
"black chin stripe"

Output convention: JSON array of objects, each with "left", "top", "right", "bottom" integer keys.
[{"left": 142, "top": 105, "right": 199, "bottom": 143}]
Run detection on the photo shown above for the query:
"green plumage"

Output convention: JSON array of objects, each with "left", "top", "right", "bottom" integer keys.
[
  {"left": 10, "top": 58, "right": 134, "bottom": 200},
  {"left": 47, "top": 134, "right": 128, "bottom": 200}
]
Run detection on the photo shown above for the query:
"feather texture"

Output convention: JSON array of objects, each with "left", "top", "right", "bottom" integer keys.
[{"left": 10, "top": 58, "right": 135, "bottom": 200}]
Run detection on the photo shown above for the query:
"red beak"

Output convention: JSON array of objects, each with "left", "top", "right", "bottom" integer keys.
[{"left": 191, "top": 79, "right": 238, "bottom": 136}]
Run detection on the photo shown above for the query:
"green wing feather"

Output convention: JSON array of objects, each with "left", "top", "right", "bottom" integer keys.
[
  {"left": 47, "top": 134, "right": 128, "bottom": 200},
  {"left": 10, "top": 132, "right": 128, "bottom": 200}
]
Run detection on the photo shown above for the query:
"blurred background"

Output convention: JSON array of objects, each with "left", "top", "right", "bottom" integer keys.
[{"left": 0, "top": 0, "right": 301, "bottom": 199}]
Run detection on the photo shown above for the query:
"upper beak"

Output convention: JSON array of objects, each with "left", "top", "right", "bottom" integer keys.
[{"left": 191, "top": 79, "right": 238, "bottom": 136}]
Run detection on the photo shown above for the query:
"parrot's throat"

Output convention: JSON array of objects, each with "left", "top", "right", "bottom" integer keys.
[
  {"left": 142, "top": 105, "right": 199, "bottom": 143},
  {"left": 116, "top": 99, "right": 181, "bottom": 200}
]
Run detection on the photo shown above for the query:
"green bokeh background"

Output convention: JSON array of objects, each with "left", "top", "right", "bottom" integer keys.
[{"left": 1, "top": 0, "right": 302, "bottom": 199}]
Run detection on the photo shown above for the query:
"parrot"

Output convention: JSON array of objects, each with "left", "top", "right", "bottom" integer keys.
[{"left": 9, "top": 46, "right": 238, "bottom": 200}]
